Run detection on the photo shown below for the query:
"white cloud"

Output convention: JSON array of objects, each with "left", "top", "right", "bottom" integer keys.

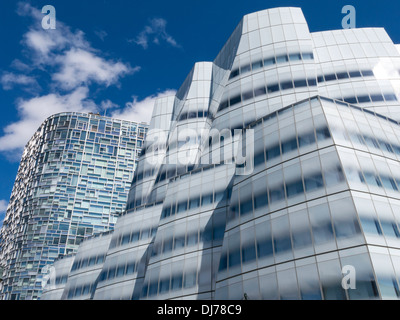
[
  {"left": 52, "top": 48, "right": 139, "bottom": 90},
  {"left": 0, "top": 2, "right": 142, "bottom": 155},
  {"left": 0, "top": 3, "right": 177, "bottom": 157},
  {"left": 0, "top": 200, "right": 8, "bottom": 214},
  {"left": 0, "top": 87, "right": 97, "bottom": 152},
  {"left": 16, "top": 2, "right": 137, "bottom": 90},
  {"left": 131, "top": 18, "right": 180, "bottom": 50},
  {"left": 1, "top": 72, "right": 38, "bottom": 90},
  {"left": 111, "top": 90, "right": 176, "bottom": 123}
]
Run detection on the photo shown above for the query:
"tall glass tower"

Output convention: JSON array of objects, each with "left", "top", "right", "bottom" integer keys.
[
  {"left": 0, "top": 112, "right": 148, "bottom": 300},
  {"left": 45, "top": 7, "right": 400, "bottom": 300}
]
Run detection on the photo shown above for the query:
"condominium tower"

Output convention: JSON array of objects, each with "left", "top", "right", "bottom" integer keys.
[{"left": 0, "top": 112, "right": 148, "bottom": 300}]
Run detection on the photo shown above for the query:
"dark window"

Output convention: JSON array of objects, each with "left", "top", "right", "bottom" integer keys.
[
  {"left": 343, "top": 97, "right": 357, "bottom": 104},
  {"left": 228, "top": 250, "right": 241, "bottom": 268},
  {"left": 298, "top": 132, "right": 316, "bottom": 147},
  {"left": 131, "top": 232, "right": 140, "bottom": 242},
  {"left": 162, "top": 239, "right": 173, "bottom": 253},
  {"left": 269, "top": 186, "right": 285, "bottom": 203},
  {"left": 267, "top": 84, "right": 280, "bottom": 93},
  {"left": 336, "top": 72, "right": 349, "bottom": 79},
  {"left": 302, "top": 52, "right": 314, "bottom": 60},
  {"left": 184, "top": 273, "right": 197, "bottom": 289},
  {"left": 254, "top": 151, "right": 265, "bottom": 166},
  {"left": 317, "top": 76, "right": 324, "bottom": 83},
  {"left": 126, "top": 262, "right": 136, "bottom": 275},
  {"left": 276, "top": 55, "right": 289, "bottom": 63},
  {"left": 117, "top": 265, "right": 125, "bottom": 277},
  {"left": 177, "top": 201, "right": 188, "bottom": 213},
  {"left": 360, "top": 218, "right": 382, "bottom": 236},
  {"left": 174, "top": 236, "right": 185, "bottom": 249},
  {"left": 122, "top": 234, "right": 130, "bottom": 245},
  {"left": 148, "top": 282, "right": 158, "bottom": 296},
  {"left": 384, "top": 93, "right": 398, "bottom": 101},
  {"left": 242, "top": 243, "right": 257, "bottom": 263},
  {"left": 349, "top": 70, "right": 362, "bottom": 78},
  {"left": 316, "top": 127, "right": 331, "bottom": 141},
  {"left": 186, "top": 233, "right": 198, "bottom": 246},
  {"left": 304, "top": 173, "right": 324, "bottom": 192},
  {"left": 189, "top": 197, "right": 200, "bottom": 209},
  {"left": 357, "top": 95, "right": 371, "bottom": 103},
  {"left": 229, "top": 95, "right": 242, "bottom": 106},
  {"left": 159, "top": 278, "right": 170, "bottom": 294},
  {"left": 289, "top": 53, "right": 302, "bottom": 61},
  {"left": 254, "top": 86, "right": 267, "bottom": 97},
  {"left": 370, "top": 94, "right": 384, "bottom": 102},
  {"left": 324, "top": 73, "right": 337, "bottom": 81},
  {"left": 107, "top": 267, "right": 116, "bottom": 280},
  {"left": 242, "top": 90, "right": 254, "bottom": 101},
  {"left": 280, "top": 81, "right": 294, "bottom": 90},
  {"left": 264, "top": 57, "right": 276, "bottom": 66},
  {"left": 257, "top": 238, "right": 273, "bottom": 258},
  {"left": 285, "top": 180, "right": 304, "bottom": 198},
  {"left": 361, "top": 70, "right": 374, "bottom": 77},
  {"left": 294, "top": 79, "right": 308, "bottom": 88},
  {"left": 281, "top": 138, "right": 298, "bottom": 154},
  {"left": 240, "top": 64, "right": 251, "bottom": 74},
  {"left": 219, "top": 254, "right": 228, "bottom": 271},
  {"left": 274, "top": 235, "right": 292, "bottom": 254},
  {"left": 218, "top": 100, "right": 229, "bottom": 112},
  {"left": 96, "top": 255, "right": 104, "bottom": 264},
  {"left": 266, "top": 145, "right": 281, "bottom": 160},
  {"left": 240, "top": 198, "right": 253, "bottom": 216},
  {"left": 201, "top": 194, "right": 213, "bottom": 206},
  {"left": 171, "top": 275, "right": 183, "bottom": 291},
  {"left": 229, "top": 69, "right": 240, "bottom": 79},
  {"left": 307, "top": 78, "right": 317, "bottom": 86},
  {"left": 380, "top": 176, "right": 398, "bottom": 191},
  {"left": 252, "top": 60, "right": 263, "bottom": 70},
  {"left": 254, "top": 193, "right": 268, "bottom": 209},
  {"left": 188, "top": 112, "right": 197, "bottom": 119}
]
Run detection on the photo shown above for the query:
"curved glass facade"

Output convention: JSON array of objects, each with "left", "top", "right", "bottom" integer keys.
[{"left": 43, "top": 7, "right": 400, "bottom": 300}]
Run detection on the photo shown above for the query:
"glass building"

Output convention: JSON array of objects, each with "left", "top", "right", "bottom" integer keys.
[
  {"left": 44, "top": 7, "right": 400, "bottom": 300},
  {"left": 0, "top": 112, "right": 148, "bottom": 300}
]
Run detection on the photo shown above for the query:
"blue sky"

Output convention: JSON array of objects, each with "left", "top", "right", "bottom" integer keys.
[{"left": 0, "top": 0, "right": 399, "bottom": 223}]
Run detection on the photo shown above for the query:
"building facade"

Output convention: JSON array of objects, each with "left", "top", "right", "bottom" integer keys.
[
  {"left": 45, "top": 7, "right": 400, "bottom": 300},
  {"left": 0, "top": 112, "right": 148, "bottom": 300}
]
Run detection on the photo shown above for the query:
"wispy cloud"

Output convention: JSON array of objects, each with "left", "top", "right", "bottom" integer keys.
[
  {"left": 130, "top": 18, "right": 180, "bottom": 50},
  {"left": 0, "top": 200, "right": 8, "bottom": 214},
  {"left": 17, "top": 5, "right": 138, "bottom": 90},
  {"left": 1, "top": 72, "right": 38, "bottom": 91},
  {"left": 94, "top": 30, "right": 108, "bottom": 41}
]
